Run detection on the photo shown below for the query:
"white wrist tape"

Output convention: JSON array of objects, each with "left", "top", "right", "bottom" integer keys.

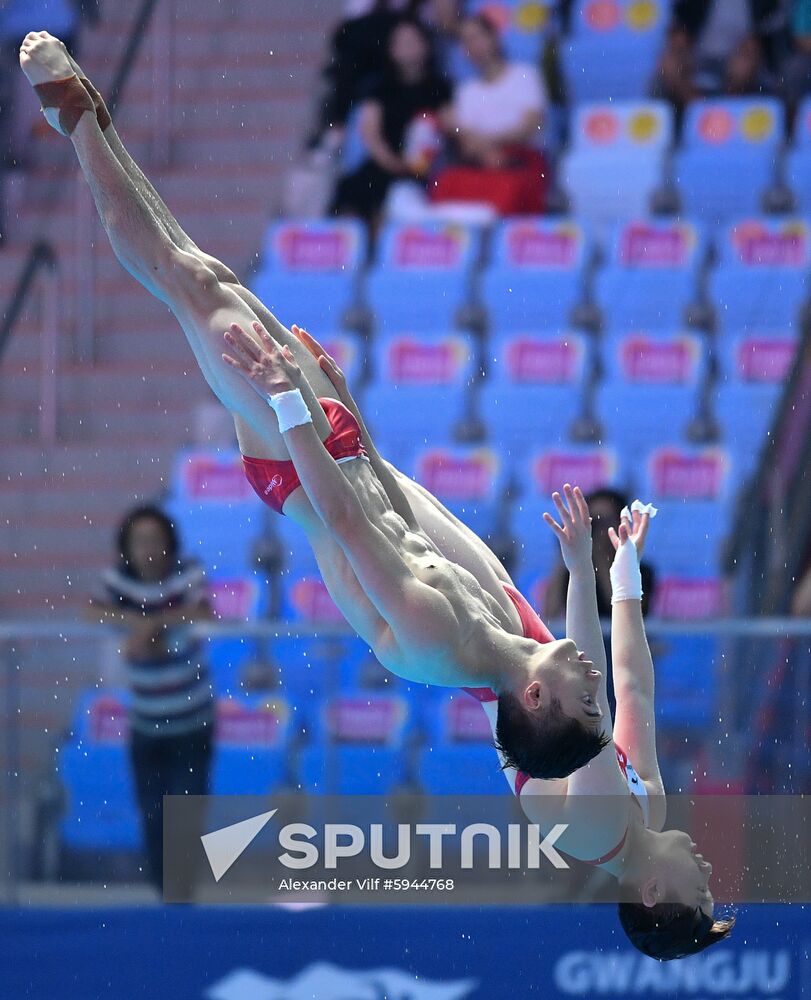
[
  {"left": 610, "top": 537, "right": 642, "bottom": 604},
  {"left": 267, "top": 388, "right": 313, "bottom": 433},
  {"left": 610, "top": 499, "right": 657, "bottom": 604}
]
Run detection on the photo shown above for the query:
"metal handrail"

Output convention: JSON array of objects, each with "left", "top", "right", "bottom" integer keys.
[
  {"left": 2, "top": 617, "right": 811, "bottom": 641},
  {"left": 0, "top": 0, "right": 164, "bottom": 372}
]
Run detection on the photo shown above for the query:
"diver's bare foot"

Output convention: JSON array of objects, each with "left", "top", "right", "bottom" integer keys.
[{"left": 19, "top": 31, "right": 74, "bottom": 87}]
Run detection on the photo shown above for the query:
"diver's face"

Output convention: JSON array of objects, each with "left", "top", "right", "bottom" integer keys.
[
  {"left": 653, "top": 829, "right": 715, "bottom": 917},
  {"left": 531, "top": 638, "right": 603, "bottom": 727}
]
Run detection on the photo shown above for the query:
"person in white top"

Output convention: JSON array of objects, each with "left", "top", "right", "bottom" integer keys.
[{"left": 450, "top": 12, "right": 546, "bottom": 169}]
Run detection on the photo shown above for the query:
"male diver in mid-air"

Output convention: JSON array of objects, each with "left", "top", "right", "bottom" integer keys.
[
  {"left": 20, "top": 32, "right": 733, "bottom": 957},
  {"left": 21, "top": 30, "right": 607, "bottom": 781}
]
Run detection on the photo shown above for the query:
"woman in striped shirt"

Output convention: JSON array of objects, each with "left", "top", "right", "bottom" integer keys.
[{"left": 88, "top": 504, "right": 215, "bottom": 890}]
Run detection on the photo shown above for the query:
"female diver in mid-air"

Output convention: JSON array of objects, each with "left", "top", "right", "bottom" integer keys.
[{"left": 20, "top": 30, "right": 733, "bottom": 958}]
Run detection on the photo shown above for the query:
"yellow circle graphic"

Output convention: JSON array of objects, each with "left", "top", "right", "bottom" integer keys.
[
  {"left": 626, "top": 0, "right": 657, "bottom": 30},
  {"left": 628, "top": 110, "right": 660, "bottom": 143},
  {"left": 516, "top": 1, "right": 550, "bottom": 31},
  {"left": 741, "top": 107, "right": 774, "bottom": 142}
]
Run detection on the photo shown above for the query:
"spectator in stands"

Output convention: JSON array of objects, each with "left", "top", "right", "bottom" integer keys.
[
  {"left": 432, "top": 12, "right": 548, "bottom": 214},
  {"left": 331, "top": 16, "right": 452, "bottom": 223},
  {"left": 87, "top": 505, "right": 215, "bottom": 892},
  {"left": 311, "top": 0, "right": 441, "bottom": 153},
  {"left": 782, "top": 0, "right": 811, "bottom": 117},
  {"left": 651, "top": 0, "right": 781, "bottom": 118}
]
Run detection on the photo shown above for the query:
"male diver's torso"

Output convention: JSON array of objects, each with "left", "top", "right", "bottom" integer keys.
[{"left": 341, "top": 459, "right": 522, "bottom": 683}]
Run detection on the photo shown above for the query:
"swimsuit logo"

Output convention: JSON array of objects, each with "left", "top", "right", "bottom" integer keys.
[{"left": 264, "top": 474, "right": 283, "bottom": 495}]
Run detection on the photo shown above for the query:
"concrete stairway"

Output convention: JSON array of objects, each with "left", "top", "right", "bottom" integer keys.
[
  {"left": 0, "top": 0, "right": 337, "bottom": 806},
  {"left": 2, "top": 0, "right": 335, "bottom": 619}
]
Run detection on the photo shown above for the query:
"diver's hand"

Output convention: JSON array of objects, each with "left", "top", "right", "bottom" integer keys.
[{"left": 543, "top": 484, "right": 593, "bottom": 576}]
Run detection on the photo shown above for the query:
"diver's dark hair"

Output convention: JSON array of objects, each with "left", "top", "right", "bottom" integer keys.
[
  {"left": 495, "top": 693, "right": 610, "bottom": 780},
  {"left": 117, "top": 504, "right": 179, "bottom": 579},
  {"left": 618, "top": 903, "right": 735, "bottom": 961}
]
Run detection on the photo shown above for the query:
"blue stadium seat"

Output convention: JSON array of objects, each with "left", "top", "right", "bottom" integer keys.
[
  {"left": 481, "top": 218, "right": 589, "bottom": 329},
  {"left": 714, "top": 383, "right": 783, "bottom": 483},
  {"left": 595, "top": 220, "right": 705, "bottom": 330},
  {"left": 299, "top": 692, "right": 412, "bottom": 793},
  {"left": 252, "top": 220, "right": 367, "bottom": 330},
  {"left": 366, "top": 222, "right": 481, "bottom": 333},
  {"left": 405, "top": 444, "right": 507, "bottom": 538},
  {"left": 673, "top": 100, "right": 783, "bottom": 226},
  {"left": 600, "top": 329, "right": 707, "bottom": 388},
  {"left": 784, "top": 97, "right": 811, "bottom": 213},
  {"left": 639, "top": 445, "right": 736, "bottom": 576},
  {"left": 715, "top": 329, "right": 799, "bottom": 386},
  {"left": 362, "top": 331, "right": 477, "bottom": 464},
  {"left": 418, "top": 745, "right": 505, "bottom": 794},
  {"left": 560, "top": 102, "right": 672, "bottom": 225},
  {"left": 511, "top": 445, "right": 621, "bottom": 581},
  {"left": 563, "top": 0, "right": 668, "bottom": 102},
  {"left": 59, "top": 742, "right": 141, "bottom": 851},
  {"left": 211, "top": 696, "right": 292, "bottom": 794},
  {"left": 480, "top": 329, "right": 588, "bottom": 462},
  {"left": 709, "top": 219, "right": 809, "bottom": 334},
  {"left": 596, "top": 382, "right": 701, "bottom": 470}
]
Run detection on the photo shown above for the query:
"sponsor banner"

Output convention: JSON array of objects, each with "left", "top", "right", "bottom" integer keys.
[
  {"left": 531, "top": 448, "right": 618, "bottom": 497},
  {"left": 381, "top": 334, "right": 473, "bottom": 385},
  {"left": 725, "top": 219, "right": 810, "bottom": 268},
  {"left": 442, "top": 694, "right": 496, "bottom": 743},
  {"left": 689, "top": 100, "right": 780, "bottom": 148},
  {"left": 647, "top": 447, "right": 730, "bottom": 500},
  {"left": 653, "top": 576, "right": 726, "bottom": 620},
  {"left": 616, "top": 220, "right": 700, "bottom": 268},
  {"left": 612, "top": 333, "right": 703, "bottom": 384},
  {"left": 77, "top": 693, "right": 289, "bottom": 748},
  {"left": 578, "top": 0, "right": 664, "bottom": 35},
  {"left": 498, "top": 220, "right": 584, "bottom": 269},
  {"left": 732, "top": 335, "right": 798, "bottom": 382},
  {"left": 269, "top": 222, "right": 363, "bottom": 272},
  {"left": 387, "top": 224, "right": 472, "bottom": 270},
  {"left": 288, "top": 577, "right": 346, "bottom": 623},
  {"left": 497, "top": 332, "right": 587, "bottom": 383},
  {"left": 176, "top": 451, "right": 256, "bottom": 504},
  {"left": 3, "top": 904, "right": 805, "bottom": 1000},
  {"left": 575, "top": 101, "right": 670, "bottom": 150},
  {"left": 323, "top": 696, "right": 409, "bottom": 745},
  {"left": 415, "top": 448, "right": 501, "bottom": 502},
  {"left": 208, "top": 577, "right": 260, "bottom": 621}
]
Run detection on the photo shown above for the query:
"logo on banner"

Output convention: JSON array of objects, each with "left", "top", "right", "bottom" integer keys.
[
  {"left": 618, "top": 335, "right": 700, "bottom": 384},
  {"left": 505, "top": 335, "right": 584, "bottom": 383},
  {"left": 626, "top": 0, "right": 658, "bottom": 31},
  {"left": 628, "top": 108, "right": 660, "bottom": 143},
  {"left": 532, "top": 450, "right": 616, "bottom": 496},
  {"left": 697, "top": 107, "right": 735, "bottom": 144},
  {"left": 515, "top": 1, "right": 551, "bottom": 32},
  {"left": 445, "top": 696, "right": 496, "bottom": 743},
  {"left": 649, "top": 448, "right": 729, "bottom": 499},
  {"left": 735, "top": 337, "right": 797, "bottom": 382},
  {"left": 583, "top": 108, "right": 620, "bottom": 144},
  {"left": 416, "top": 449, "right": 499, "bottom": 500},
  {"left": 386, "top": 336, "right": 470, "bottom": 384},
  {"left": 505, "top": 222, "right": 582, "bottom": 267},
  {"left": 88, "top": 695, "right": 129, "bottom": 744},
  {"left": 730, "top": 221, "right": 809, "bottom": 267},
  {"left": 208, "top": 578, "right": 258, "bottom": 620},
  {"left": 274, "top": 225, "right": 356, "bottom": 271},
  {"left": 392, "top": 225, "right": 468, "bottom": 268},
  {"left": 325, "top": 697, "right": 407, "bottom": 744},
  {"left": 741, "top": 105, "right": 775, "bottom": 142},
  {"left": 619, "top": 222, "right": 695, "bottom": 267},
  {"left": 290, "top": 578, "right": 345, "bottom": 623},
  {"left": 653, "top": 577, "right": 725, "bottom": 620},
  {"left": 583, "top": 0, "right": 621, "bottom": 31},
  {"left": 181, "top": 454, "right": 255, "bottom": 502},
  {"left": 216, "top": 698, "right": 289, "bottom": 748},
  {"left": 206, "top": 964, "right": 478, "bottom": 1000}
]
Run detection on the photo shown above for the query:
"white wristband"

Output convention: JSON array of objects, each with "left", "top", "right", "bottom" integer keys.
[
  {"left": 610, "top": 537, "right": 643, "bottom": 604},
  {"left": 267, "top": 388, "right": 313, "bottom": 433}
]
